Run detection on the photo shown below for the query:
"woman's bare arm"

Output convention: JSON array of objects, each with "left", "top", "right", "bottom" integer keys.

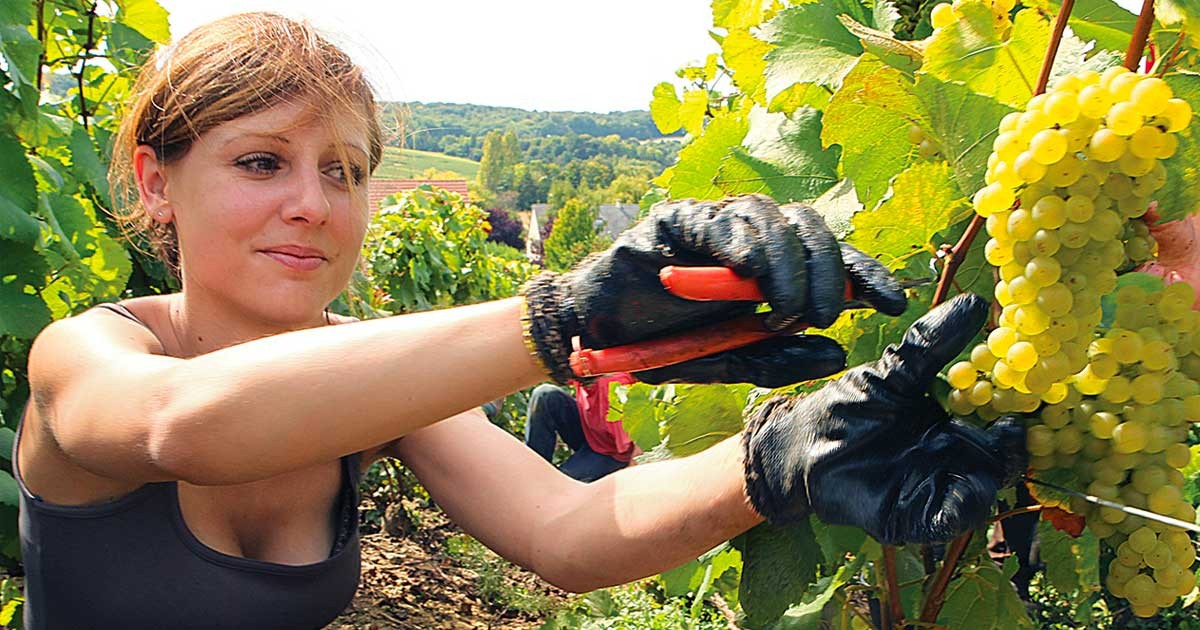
[
  {"left": 392, "top": 410, "right": 761, "bottom": 593},
  {"left": 29, "top": 297, "right": 545, "bottom": 486}
]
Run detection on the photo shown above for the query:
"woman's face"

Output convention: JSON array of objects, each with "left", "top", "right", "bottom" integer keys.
[{"left": 149, "top": 101, "right": 371, "bottom": 327}]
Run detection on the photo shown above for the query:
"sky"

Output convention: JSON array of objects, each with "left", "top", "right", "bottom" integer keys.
[{"left": 160, "top": 0, "right": 1148, "bottom": 114}]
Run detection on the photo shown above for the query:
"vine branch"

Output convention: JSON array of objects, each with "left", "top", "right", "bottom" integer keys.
[
  {"left": 881, "top": 545, "right": 904, "bottom": 628},
  {"left": 76, "top": 3, "right": 97, "bottom": 132},
  {"left": 919, "top": 0, "right": 1078, "bottom": 625},
  {"left": 1124, "top": 0, "right": 1156, "bottom": 72}
]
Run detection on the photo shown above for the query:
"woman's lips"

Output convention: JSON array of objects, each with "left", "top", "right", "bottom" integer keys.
[{"left": 261, "top": 250, "right": 325, "bottom": 271}]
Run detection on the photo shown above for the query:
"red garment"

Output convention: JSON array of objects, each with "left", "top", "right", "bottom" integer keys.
[{"left": 574, "top": 373, "right": 638, "bottom": 462}]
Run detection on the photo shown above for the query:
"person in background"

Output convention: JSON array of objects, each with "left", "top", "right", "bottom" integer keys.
[{"left": 524, "top": 373, "right": 639, "bottom": 482}]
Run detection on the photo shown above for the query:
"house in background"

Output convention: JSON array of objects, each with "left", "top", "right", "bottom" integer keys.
[
  {"left": 597, "top": 203, "right": 639, "bottom": 239},
  {"left": 367, "top": 179, "right": 471, "bottom": 210}
]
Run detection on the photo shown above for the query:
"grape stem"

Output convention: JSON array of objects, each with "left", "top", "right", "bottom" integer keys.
[
  {"left": 990, "top": 504, "right": 1044, "bottom": 523},
  {"left": 881, "top": 545, "right": 904, "bottom": 629},
  {"left": 919, "top": 0, "right": 1079, "bottom": 626},
  {"left": 1124, "top": 0, "right": 1156, "bottom": 72}
]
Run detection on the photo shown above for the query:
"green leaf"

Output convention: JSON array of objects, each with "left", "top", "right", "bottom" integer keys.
[
  {"left": 837, "top": 15, "right": 923, "bottom": 74},
  {"left": 0, "top": 471, "right": 15, "bottom": 508},
  {"left": 68, "top": 126, "right": 111, "bottom": 207},
  {"left": 1101, "top": 272, "right": 1166, "bottom": 329},
  {"left": 0, "top": 428, "right": 14, "bottom": 462},
  {"left": 822, "top": 58, "right": 923, "bottom": 209},
  {"left": 914, "top": 74, "right": 1018, "bottom": 197},
  {"left": 116, "top": 0, "right": 171, "bottom": 44},
  {"left": 0, "top": 238, "right": 51, "bottom": 338},
  {"left": 809, "top": 179, "right": 864, "bottom": 239},
  {"left": 650, "top": 83, "right": 683, "bottom": 135},
  {"left": 723, "top": 29, "right": 772, "bottom": 105},
  {"left": 0, "top": 1, "right": 40, "bottom": 91},
  {"left": 660, "top": 385, "right": 746, "bottom": 457},
  {"left": 1160, "top": 72, "right": 1200, "bottom": 223},
  {"left": 1045, "top": 0, "right": 1135, "bottom": 53},
  {"left": 679, "top": 90, "right": 711, "bottom": 138},
  {"left": 873, "top": 0, "right": 902, "bottom": 33},
  {"left": 922, "top": 4, "right": 1047, "bottom": 109},
  {"left": 768, "top": 82, "right": 833, "bottom": 114},
  {"left": 848, "top": 161, "right": 967, "bottom": 271},
  {"left": 723, "top": 106, "right": 841, "bottom": 201},
  {"left": 611, "top": 382, "right": 663, "bottom": 451},
  {"left": 734, "top": 519, "right": 822, "bottom": 627},
  {"left": 1038, "top": 522, "right": 1100, "bottom": 604},
  {"left": 761, "top": 2, "right": 866, "bottom": 100},
  {"left": 666, "top": 109, "right": 749, "bottom": 200},
  {"left": 766, "top": 556, "right": 865, "bottom": 629},
  {"left": 937, "top": 562, "right": 1035, "bottom": 629},
  {"left": 0, "top": 134, "right": 41, "bottom": 245},
  {"left": 712, "top": 0, "right": 766, "bottom": 30}
]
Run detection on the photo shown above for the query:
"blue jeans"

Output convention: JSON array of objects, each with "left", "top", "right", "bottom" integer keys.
[{"left": 524, "top": 384, "right": 627, "bottom": 482}]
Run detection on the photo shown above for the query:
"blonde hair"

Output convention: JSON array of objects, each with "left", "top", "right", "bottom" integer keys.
[{"left": 108, "top": 12, "right": 385, "bottom": 276}]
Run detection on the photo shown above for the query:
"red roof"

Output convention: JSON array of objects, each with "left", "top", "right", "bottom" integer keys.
[{"left": 368, "top": 179, "right": 471, "bottom": 210}]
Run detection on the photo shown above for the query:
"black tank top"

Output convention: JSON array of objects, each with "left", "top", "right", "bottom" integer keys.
[{"left": 15, "top": 303, "right": 362, "bottom": 629}]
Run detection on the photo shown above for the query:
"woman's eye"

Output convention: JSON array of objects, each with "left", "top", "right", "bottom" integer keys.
[
  {"left": 327, "top": 162, "right": 365, "bottom": 185},
  {"left": 235, "top": 153, "right": 280, "bottom": 174}
]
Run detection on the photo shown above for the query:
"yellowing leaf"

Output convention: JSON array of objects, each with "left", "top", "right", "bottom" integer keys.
[{"left": 847, "top": 161, "right": 967, "bottom": 271}]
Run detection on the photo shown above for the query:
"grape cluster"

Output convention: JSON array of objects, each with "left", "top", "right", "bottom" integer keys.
[
  {"left": 907, "top": 124, "right": 943, "bottom": 160},
  {"left": 930, "top": 0, "right": 1015, "bottom": 37},
  {"left": 944, "top": 68, "right": 1197, "bottom": 617}
]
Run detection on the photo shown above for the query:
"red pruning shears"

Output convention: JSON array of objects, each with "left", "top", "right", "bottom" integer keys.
[{"left": 567, "top": 267, "right": 924, "bottom": 378}]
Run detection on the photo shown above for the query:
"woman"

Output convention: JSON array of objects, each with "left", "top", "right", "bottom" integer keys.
[{"left": 17, "top": 13, "right": 1024, "bottom": 629}]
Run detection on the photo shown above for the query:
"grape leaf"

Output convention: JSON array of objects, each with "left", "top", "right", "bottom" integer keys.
[
  {"left": 1043, "top": 0, "right": 1135, "bottom": 54},
  {"left": 764, "top": 556, "right": 865, "bottom": 629},
  {"left": 847, "top": 161, "right": 967, "bottom": 271},
  {"left": 873, "top": 0, "right": 901, "bottom": 33},
  {"left": 651, "top": 83, "right": 683, "bottom": 135},
  {"left": 937, "top": 561, "right": 1035, "bottom": 629},
  {"left": 712, "top": 0, "right": 766, "bottom": 30},
  {"left": 663, "top": 110, "right": 749, "bottom": 200},
  {"left": 914, "top": 74, "right": 1018, "bottom": 198},
  {"left": 822, "top": 57, "right": 924, "bottom": 209},
  {"left": 116, "top": 0, "right": 171, "bottom": 44},
  {"left": 809, "top": 178, "right": 864, "bottom": 239},
  {"left": 0, "top": 238, "right": 52, "bottom": 338},
  {"left": 717, "top": 106, "right": 841, "bottom": 201},
  {"left": 761, "top": 1, "right": 867, "bottom": 101},
  {"left": 723, "top": 29, "right": 772, "bottom": 105},
  {"left": 0, "top": 1, "right": 40, "bottom": 91},
  {"left": 922, "top": 4, "right": 1047, "bottom": 110},
  {"left": 768, "top": 82, "right": 834, "bottom": 114},
  {"left": 660, "top": 384, "right": 747, "bottom": 457},
  {"left": 837, "top": 15, "right": 923, "bottom": 74},
  {"left": 1159, "top": 71, "right": 1200, "bottom": 223},
  {"left": 610, "top": 382, "right": 664, "bottom": 452},
  {"left": 734, "top": 520, "right": 822, "bottom": 627},
  {"left": 0, "top": 135, "right": 40, "bottom": 245},
  {"left": 1038, "top": 521, "right": 1100, "bottom": 605}
]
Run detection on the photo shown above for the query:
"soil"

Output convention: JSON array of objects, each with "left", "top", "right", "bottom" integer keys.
[{"left": 328, "top": 500, "right": 569, "bottom": 629}]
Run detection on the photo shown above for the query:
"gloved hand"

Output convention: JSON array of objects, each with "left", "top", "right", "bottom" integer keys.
[
  {"left": 741, "top": 293, "right": 1027, "bottom": 545},
  {"left": 521, "top": 195, "right": 906, "bottom": 386}
]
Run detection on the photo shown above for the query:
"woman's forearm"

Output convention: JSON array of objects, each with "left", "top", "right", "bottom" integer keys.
[
  {"left": 157, "top": 298, "right": 546, "bottom": 484},
  {"left": 533, "top": 436, "right": 763, "bottom": 592}
]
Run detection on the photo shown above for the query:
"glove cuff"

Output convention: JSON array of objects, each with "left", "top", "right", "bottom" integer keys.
[
  {"left": 520, "top": 271, "right": 583, "bottom": 386},
  {"left": 741, "top": 396, "right": 811, "bottom": 524}
]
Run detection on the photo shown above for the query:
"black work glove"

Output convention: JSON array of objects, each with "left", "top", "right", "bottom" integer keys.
[
  {"left": 521, "top": 195, "right": 906, "bottom": 386},
  {"left": 741, "top": 293, "right": 1028, "bottom": 545}
]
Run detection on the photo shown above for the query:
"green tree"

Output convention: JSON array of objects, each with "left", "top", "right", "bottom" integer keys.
[
  {"left": 541, "top": 199, "right": 610, "bottom": 272},
  {"left": 475, "top": 129, "right": 522, "bottom": 194}
]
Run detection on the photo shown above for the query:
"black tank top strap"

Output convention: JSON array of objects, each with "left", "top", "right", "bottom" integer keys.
[{"left": 91, "top": 302, "right": 145, "bottom": 326}]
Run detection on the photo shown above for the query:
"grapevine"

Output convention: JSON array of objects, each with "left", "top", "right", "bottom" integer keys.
[{"left": 945, "top": 66, "right": 1199, "bottom": 617}]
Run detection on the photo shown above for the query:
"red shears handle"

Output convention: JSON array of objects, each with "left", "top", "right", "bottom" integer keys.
[{"left": 568, "top": 266, "right": 851, "bottom": 378}]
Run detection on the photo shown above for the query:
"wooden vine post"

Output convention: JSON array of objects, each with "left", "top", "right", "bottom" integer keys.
[{"left": 887, "top": 1, "right": 1164, "bottom": 627}]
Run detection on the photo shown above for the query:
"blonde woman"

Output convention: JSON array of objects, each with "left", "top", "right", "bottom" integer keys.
[{"left": 17, "top": 13, "right": 1023, "bottom": 629}]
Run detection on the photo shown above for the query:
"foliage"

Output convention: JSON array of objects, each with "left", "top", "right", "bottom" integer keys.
[
  {"left": 372, "top": 146, "right": 480, "bottom": 180},
  {"left": 629, "top": 0, "right": 1200, "bottom": 628},
  {"left": 0, "top": 0, "right": 176, "bottom": 576},
  {"left": 541, "top": 198, "right": 610, "bottom": 272},
  {"left": 485, "top": 207, "right": 525, "bottom": 249},
  {"left": 344, "top": 185, "right": 537, "bottom": 315},
  {"left": 443, "top": 534, "right": 561, "bottom": 616},
  {"left": 540, "top": 582, "right": 732, "bottom": 630}
]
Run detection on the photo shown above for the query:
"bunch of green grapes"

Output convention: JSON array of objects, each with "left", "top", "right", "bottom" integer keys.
[
  {"left": 907, "top": 124, "right": 943, "bottom": 160},
  {"left": 930, "top": 0, "right": 1015, "bottom": 37},
  {"left": 942, "top": 67, "right": 1197, "bottom": 617}
]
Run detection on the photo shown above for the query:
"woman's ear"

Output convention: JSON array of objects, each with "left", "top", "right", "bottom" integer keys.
[{"left": 133, "top": 145, "right": 173, "bottom": 224}]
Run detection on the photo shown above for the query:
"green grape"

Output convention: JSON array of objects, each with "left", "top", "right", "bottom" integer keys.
[
  {"left": 907, "top": 124, "right": 925, "bottom": 144},
  {"left": 992, "top": 130, "right": 1023, "bottom": 161},
  {"left": 1056, "top": 425, "right": 1083, "bottom": 454},
  {"left": 1059, "top": 222, "right": 1090, "bottom": 248},
  {"left": 1044, "top": 91, "right": 1080, "bottom": 124},
  {"left": 1088, "top": 128, "right": 1127, "bottom": 162},
  {"left": 1132, "top": 466, "right": 1168, "bottom": 495},
  {"left": 1025, "top": 256, "right": 1061, "bottom": 286},
  {"left": 1090, "top": 411, "right": 1120, "bottom": 439},
  {"left": 973, "top": 182, "right": 1015, "bottom": 216},
  {"left": 947, "top": 361, "right": 977, "bottom": 389},
  {"left": 1031, "top": 229, "right": 1060, "bottom": 256},
  {"left": 1145, "top": 543, "right": 1174, "bottom": 570},
  {"left": 1015, "top": 304, "right": 1051, "bottom": 335},
  {"left": 967, "top": 380, "right": 994, "bottom": 406},
  {"left": 1007, "top": 209, "right": 1037, "bottom": 240},
  {"left": 1129, "top": 125, "right": 1166, "bottom": 159},
  {"left": 1129, "top": 526, "right": 1158, "bottom": 553},
  {"left": 1031, "top": 195, "right": 1067, "bottom": 228},
  {"left": 1008, "top": 276, "right": 1037, "bottom": 305},
  {"left": 1113, "top": 421, "right": 1149, "bottom": 453},
  {"left": 1142, "top": 341, "right": 1174, "bottom": 370},
  {"left": 1005, "top": 341, "right": 1038, "bottom": 372},
  {"left": 1108, "top": 102, "right": 1144, "bottom": 136},
  {"left": 1065, "top": 195, "right": 1095, "bottom": 222},
  {"left": 1118, "top": 151, "right": 1155, "bottom": 177},
  {"left": 984, "top": 239, "right": 1014, "bottom": 265},
  {"left": 1046, "top": 153, "right": 1083, "bottom": 187},
  {"left": 1162, "top": 98, "right": 1192, "bottom": 133},
  {"left": 1027, "top": 424, "right": 1056, "bottom": 457},
  {"left": 1131, "top": 373, "right": 1165, "bottom": 405},
  {"left": 1164, "top": 442, "right": 1191, "bottom": 469},
  {"left": 1088, "top": 209, "right": 1123, "bottom": 241},
  {"left": 1078, "top": 84, "right": 1114, "bottom": 118},
  {"left": 1031, "top": 332, "right": 1061, "bottom": 357},
  {"left": 1104, "top": 173, "right": 1135, "bottom": 199},
  {"left": 1109, "top": 72, "right": 1142, "bottom": 101},
  {"left": 930, "top": 2, "right": 957, "bottom": 29},
  {"left": 919, "top": 139, "right": 941, "bottom": 160},
  {"left": 1090, "top": 353, "right": 1119, "bottom": 379},
  {"left": 1131, "top": 77, "right": 1172, "bottom": 117},
  {"left": 1013, "top": 150, "right": 1048, "bottom": 182},
  {"left": 1147, "top": 485, "right": 1183, "bottom": 514},
  {"left": 971, "top": 344, "right": 998, "bottom": 371},
  {"left": 1156, "top": 132, "right": 1178, "bottom": 158},
  {"left": 1030, "top": 128, "right": 1069, "bottom": 164},
  {"left": 1100, "top": 375, "right": 1132, "bottom": 404}
]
